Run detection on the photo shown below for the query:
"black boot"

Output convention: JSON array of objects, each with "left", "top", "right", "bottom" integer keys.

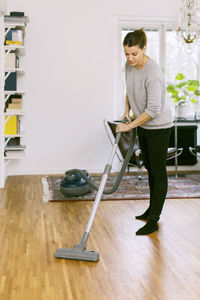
[{"left": 136, "top": 220, "right": 158, "bottom": 235}]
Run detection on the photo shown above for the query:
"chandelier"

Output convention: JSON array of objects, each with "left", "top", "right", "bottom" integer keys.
[{"left": 176, "top": 0, "right": 200, "bottom": 43}]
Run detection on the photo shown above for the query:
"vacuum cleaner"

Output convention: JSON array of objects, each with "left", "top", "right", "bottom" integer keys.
[
  {"left": 54, "top": 119, "right": 136, "bottom": 262},
  {"left": 60, "top": 170, "right": 93, "bottom": 197}
]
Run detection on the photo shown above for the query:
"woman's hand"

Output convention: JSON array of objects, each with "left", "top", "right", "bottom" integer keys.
[
  {"left": 116, "top": 122, "right": 131, "bottom": 133},
  {"left": 120, "top": 112, "right": 131, "bottom": 123},
  {"left": 116, "top": 112, "right": 132, "bottom": 132}
]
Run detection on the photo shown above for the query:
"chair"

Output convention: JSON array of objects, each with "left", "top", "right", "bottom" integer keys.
[
  {"left": 104, "top": 119, "right": 183, "bottom": 179},
  {"left": 104, "top": 120, "right": 144, "bottom": 187}
]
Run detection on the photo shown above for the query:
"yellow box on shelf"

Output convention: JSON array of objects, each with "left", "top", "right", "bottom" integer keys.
[
  {"left": 5, "top": 40, "right": 23, "bottom": 46},
  {"left": 4, "top": 116, "right": 17, "bottom": 135}
]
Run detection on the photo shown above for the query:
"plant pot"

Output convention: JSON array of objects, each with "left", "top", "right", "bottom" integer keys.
[{"left": 176, "top": 101, "right": 189, "bottom": 119}]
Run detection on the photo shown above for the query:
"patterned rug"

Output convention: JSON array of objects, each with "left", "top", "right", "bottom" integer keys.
[{"left": 42, "top": 173, "right": 200, "bottom": 202}]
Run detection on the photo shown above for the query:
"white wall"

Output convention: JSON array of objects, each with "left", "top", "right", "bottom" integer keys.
[
  {"left": 6, "top": 0, "right": 181, "bottom": 175},
  {"left": 0, "top": 0, "right": 7, "bottom": 14}
]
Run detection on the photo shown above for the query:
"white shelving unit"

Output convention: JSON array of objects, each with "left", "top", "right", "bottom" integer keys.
[
  {"left": 0, "top": 13, "right": 28, "bottom": 188},
  {"left": 4, "top": 112, "right": 24, "bottom": 116}
]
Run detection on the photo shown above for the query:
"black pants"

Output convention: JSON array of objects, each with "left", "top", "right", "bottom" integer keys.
[{"left": 137, "top": 126, "right": 172, "bottom": 221}]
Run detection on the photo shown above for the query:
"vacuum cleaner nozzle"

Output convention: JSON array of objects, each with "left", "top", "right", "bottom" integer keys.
[{"left": 54, "top": 247, "right": 99, "bottom": 262}]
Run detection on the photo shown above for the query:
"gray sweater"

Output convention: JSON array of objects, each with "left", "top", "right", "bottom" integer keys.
[{"left": 125, "top": 58, "right": 173, "bottom": 129}]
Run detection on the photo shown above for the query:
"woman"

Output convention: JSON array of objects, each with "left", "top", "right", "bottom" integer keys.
[{"left": 116, "top": 28, "right": 173, "bottom": 235}]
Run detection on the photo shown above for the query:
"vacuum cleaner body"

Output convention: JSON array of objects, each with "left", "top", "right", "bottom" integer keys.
[{"left": 60, "top": 170, "right": 93, "bottom": 197}]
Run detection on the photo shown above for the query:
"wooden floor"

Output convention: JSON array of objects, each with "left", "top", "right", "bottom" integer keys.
[{"left": 0, "top": 175, "right": 200, "bottom": 300}]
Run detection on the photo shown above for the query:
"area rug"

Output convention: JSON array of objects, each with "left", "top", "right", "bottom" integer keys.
[{"left": 42, "top": 173, "right": 200, "bottom": 202}]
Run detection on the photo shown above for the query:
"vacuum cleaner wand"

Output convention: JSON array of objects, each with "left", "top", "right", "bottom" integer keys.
[{"left": 54, "top": 121, "right": 135, "bottom": 262}]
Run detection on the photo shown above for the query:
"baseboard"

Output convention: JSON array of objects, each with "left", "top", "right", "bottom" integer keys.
[{"left": 6, "top": 161, "right": 200, "bottom": 177}]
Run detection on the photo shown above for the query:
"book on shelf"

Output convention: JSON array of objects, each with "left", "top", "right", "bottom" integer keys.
[
  {"left": 11, "top": 96, "right": 22, "bottom": 104},
  {"left": 4, "top": 72, "right": 17, "bottom": 91},
  {"left": 4, "top": 115, "right": 18, "bottom": 135},
  {"left": 8, "top": 103, "right": 21, "bottom": 108},
  {"left": 5, "top": 150, "right": 25, "bottom": 157},
  {"left": 5, "top": 145, "right": 25, "bottom": 151},
  {"left": 4, "top": 15, "right": 29, "bottom": 24},
  {"left": 6, "top": 40, "right": 23, "bottom": 46},
  {"left": 4, "top": 53, "right": 16, "bottom": 69},
  {"left": 10, "top": 12, "right": 25, "bottom": 17},
  {"left": 5, "top": 137, "right": 20, "bottom": 146},
  {"left": 5, "top": 144, "right": 26, "bottom": 156},
  {"left": 5, "top": 95, "right": 22, "bottom": 114},
  {"left": 6, "top": 109, "right": 23, "bottom": 114},
  {"left": 5, "top": 29, "right": 23, "bottom": 46}
]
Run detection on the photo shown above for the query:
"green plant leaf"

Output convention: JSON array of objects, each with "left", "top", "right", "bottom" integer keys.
[
  {"left": 190, "top": 98, "right": 198, "bottom": 103},
  {"left": 166, "top": 84, "right": 177, "bottom": 93},
  {"left": 175, "top": 73, "right": 185, "bottom": 80},
  {"left": 187, "top": 80, "right": 200, "bottom": 86},
  {"left": 180, "top": 96, "right": 186, "bottom": 100},
  {"left": 167, "top": 75, "right": 200, "bottom": 103},
  {"left": 194, "top": 90, "right": 200, "bottom": 96},
  {"left": 171, "top": 94, "right": 180, "bottom": 101},
  {"left": 186, "top": 85, "right": 198, "bottom": 92},
  {"left": 172, "top": 91, "right": 179, "bottom": 97},
  {"left": 176, "top": 82, "right": 187, "bottom": 89}
]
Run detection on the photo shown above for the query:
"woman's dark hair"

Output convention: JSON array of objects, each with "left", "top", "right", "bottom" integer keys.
[{"left": 123, "top": 28, "right": 147, "bottom": 49}]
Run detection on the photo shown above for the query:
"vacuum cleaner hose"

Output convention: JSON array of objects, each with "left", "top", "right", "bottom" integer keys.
[{"left": 66, "top": 127, "right": 136, "bottom": 194}]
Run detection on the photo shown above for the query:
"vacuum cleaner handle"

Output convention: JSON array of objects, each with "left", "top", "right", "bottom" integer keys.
[
  {"left": 114, "top": 116, "right": 132, "bottom": 144},
  {"left": 107, "top": 117, "right": 130, "bottom": 164},
  {"left": 116, "top": 116, "right": 135, "bottom": 147},
  {"left": 54, "top": 117, "right": 136, "bottom": 262}
]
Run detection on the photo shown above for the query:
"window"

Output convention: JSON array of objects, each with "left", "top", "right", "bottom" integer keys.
[
  {"left": 165, "top": 29, "right": 200, "bottom": 82},
  {"left": 116, "top": 21, "right": 200, "bottom": 118}
]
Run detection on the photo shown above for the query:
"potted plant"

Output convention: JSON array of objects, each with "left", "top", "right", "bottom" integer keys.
[{"left": 166, "top": 73, "right": 200, "bottom": 118}]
